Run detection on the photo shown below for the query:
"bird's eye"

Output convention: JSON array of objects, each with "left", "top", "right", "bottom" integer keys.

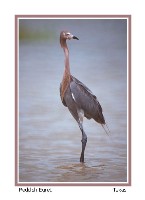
[{"left": 66, "top": 33, "right": 70, "bottom": 36}]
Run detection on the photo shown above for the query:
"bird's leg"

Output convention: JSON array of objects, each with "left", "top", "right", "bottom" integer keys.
[
  {"left": 78, "top": 123, "right": 87, "bottom": 163},
  {"left": 77, "top": 108, "right": 87, "bottom": 162},
  {"left": 80, "top": 130, "right": 87, "bottom": 163}
]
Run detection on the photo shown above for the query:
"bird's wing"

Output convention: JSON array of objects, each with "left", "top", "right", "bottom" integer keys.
[
  {"left": 60, "top": 83, "right": 67, "bottom": 107},
  {"left": 70, "top": 76, "right": 105, "bottom": 124},
  {"left": 71, "top": 75, "right": 97, "bottom": 99}
]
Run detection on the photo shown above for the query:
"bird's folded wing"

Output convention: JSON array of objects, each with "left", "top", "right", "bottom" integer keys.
[
  {"left": 70, "top": 76, "right": 104, "bottom": 123},
  {"left": 71, "top": 76, "right": 97, "bottom": 99}
]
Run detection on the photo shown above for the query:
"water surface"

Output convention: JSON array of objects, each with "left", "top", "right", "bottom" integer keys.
[{"left": 18, "top": 19, "right": 127, "bottom": 183}]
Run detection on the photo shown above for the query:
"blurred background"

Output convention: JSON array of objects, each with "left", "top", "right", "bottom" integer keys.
[{"left": 18, "top": 18, "right": 127, "bottom": 183}]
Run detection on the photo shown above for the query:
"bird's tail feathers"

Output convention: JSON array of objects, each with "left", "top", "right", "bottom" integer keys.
[{"left": 101, "top": 123, "right": 110, "bottom": 136}]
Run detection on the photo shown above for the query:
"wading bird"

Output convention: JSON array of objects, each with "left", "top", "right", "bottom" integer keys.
[{"left": 60, "top": 31, "right": 109, "bottom": 162}]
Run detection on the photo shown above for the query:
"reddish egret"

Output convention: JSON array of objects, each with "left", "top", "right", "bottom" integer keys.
[{"left": 60, "top": 31, "right": 109, "bottom": 162}]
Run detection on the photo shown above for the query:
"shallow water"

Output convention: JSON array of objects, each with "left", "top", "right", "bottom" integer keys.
[{"left": 18, "top": 19, "right": 127, "bottom": 183}]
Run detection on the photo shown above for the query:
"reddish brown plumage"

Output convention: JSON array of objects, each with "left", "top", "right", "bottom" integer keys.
[
  {"left": 60, "top": 70, "right": 71, "bottom": 102},
  {"left": 60, "top": 31, "right": 72, "bottom": 101}
]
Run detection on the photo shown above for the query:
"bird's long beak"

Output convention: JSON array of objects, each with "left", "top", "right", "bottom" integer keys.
[{"left": 73, "top": 36, "right": 79, "bottom": 40}]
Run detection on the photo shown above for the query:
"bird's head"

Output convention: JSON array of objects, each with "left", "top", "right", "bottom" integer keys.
[{"left": 60, "top": 31, "right": 79, "bottom": 47}]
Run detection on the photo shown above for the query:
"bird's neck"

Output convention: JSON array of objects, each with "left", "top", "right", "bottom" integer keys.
[
  {"left": 60, "top": 41, "right": 71, "bottom": 100},
  {"left": 62, "top": 41, "right": 71, "bottom": 76}
]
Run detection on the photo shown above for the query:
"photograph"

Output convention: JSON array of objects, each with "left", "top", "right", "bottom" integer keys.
[{"left": 15, "top": 15, "right": 131, "bottom": 185}]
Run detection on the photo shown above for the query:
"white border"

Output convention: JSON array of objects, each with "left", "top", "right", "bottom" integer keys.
[{"left": 1, "top": 0, "right": 145, "bottom": 198}]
